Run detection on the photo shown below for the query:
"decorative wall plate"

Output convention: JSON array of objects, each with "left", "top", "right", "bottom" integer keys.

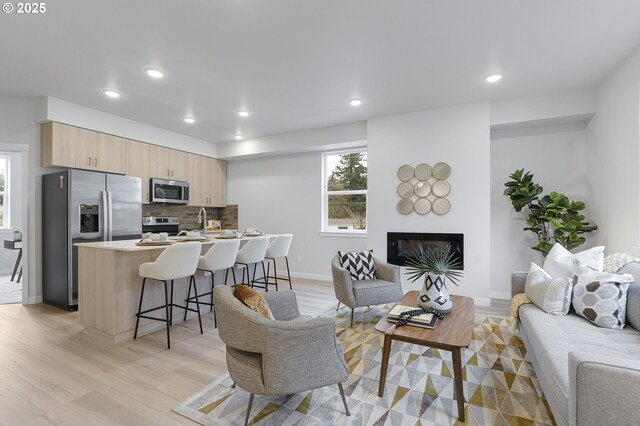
[
  {"left": 414, "top": 181, "right": 431, "bottom": 198},
  {"left": 432, "top": 180, "right": 451, "bottom": 198},
  {"left": 432, "top": 198, "right": 451, "bottom": 215},
  {"left": 397, "top": 165, "right": 415, "bottom": 181},
  {"left": 414, "top": 198, "right": 432, "bottom": 215},
  {"left": 397, "top": 198, "right": 414, "bottom": 215},
  {"left": 432, "top": 162, "right": 451, "bottom": 180},
  {"left": 397, "top": 181, "right": 414, "bottom": 198},
  {"left": 414, "top": 163, "right": 432, "bottom": 181}
]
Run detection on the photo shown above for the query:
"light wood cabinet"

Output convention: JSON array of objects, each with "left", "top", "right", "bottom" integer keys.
[
  {"left": 187, "top": 154, "right": 227, "bottom": 207},
  {"left": 125, "top": 140, "right": 150, "bottom": 204},
  {"left": 212, "top": 159, "right": 227, "bottom": 207},
  {"left": 41, "top": 122, "right": 125, "bottom": 174},
  {"left": 149, "top": 145, "right": 187, "bottom": 181}
]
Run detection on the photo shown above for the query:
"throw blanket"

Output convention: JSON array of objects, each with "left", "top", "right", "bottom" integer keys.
[
  {"left": 604, "top": 253, "right": 640, "bottom": 273},
  {"left": 511, "top": 293, "right": 533, "bottom": 321}
]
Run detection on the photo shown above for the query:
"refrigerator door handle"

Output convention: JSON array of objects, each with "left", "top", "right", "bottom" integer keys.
[
  {"left": 107, "top": 191, "right": 113, "bottom": 241},
  {"left": 102, "top": 190, "right": 108, "bottom": 242}
]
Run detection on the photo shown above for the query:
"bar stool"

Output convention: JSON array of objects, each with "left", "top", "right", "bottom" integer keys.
[
  {"left": 134, "top": 242, "right": 202, "bottom": 349},
  {"left": 184, "top": 239, "right": 241, "bottom": 328},
  {"left": 235, "top": 236, "right": 270, "bottom": 291},
  {"left": 264, "top": 234, "right": 294, "bottom": 291}
]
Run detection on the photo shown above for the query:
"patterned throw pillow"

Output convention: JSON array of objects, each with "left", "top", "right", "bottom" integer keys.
[
  {"left": 542, "top": 243, "right": 605, "bottom": 278},
  {"left": 572, "top": 273, "right": 633, "bottom": 329},
  {"left": 338, "top": 250, "right": 376, "bottom": 281},
  {"left": 524, "top": 263, "right": 572, "bottom": 315},
  {"left": 234, "top": 285, "right": 274, "bottom": 319}
]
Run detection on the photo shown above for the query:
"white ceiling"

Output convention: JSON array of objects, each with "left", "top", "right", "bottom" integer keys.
[{"left": 1, "top": 0, "right": 640, "bottom": 144}]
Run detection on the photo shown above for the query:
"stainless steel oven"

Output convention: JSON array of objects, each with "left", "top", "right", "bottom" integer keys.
[{"left": 150, "top": 178, "right": 190, "bottom": 204}]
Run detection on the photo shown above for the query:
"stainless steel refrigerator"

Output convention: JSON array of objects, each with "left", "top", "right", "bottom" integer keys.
[{"left": 42, "top": 170, "right": 142, "bottom": 310}]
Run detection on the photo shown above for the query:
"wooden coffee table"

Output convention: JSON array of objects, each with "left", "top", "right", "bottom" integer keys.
[{"left": 375, "top": 291, "right": 474, "bottom": 421}]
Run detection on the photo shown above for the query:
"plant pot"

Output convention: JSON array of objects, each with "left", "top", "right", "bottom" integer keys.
[{"left": 417, "top": 272, "right": 453, "bottom": 313}]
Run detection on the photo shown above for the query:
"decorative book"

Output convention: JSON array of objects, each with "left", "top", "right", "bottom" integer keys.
[{"left": 387, "top": 305, "right": 439, "bottom": 329}]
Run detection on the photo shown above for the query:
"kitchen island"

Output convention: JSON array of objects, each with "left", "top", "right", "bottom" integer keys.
[{"left": 76, "top": 235, "right": 279, "bottom": 343}]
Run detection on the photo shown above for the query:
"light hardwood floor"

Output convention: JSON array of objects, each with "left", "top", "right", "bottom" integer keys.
[{"left": 0, "top": 278, "right": 509, "bottom": 425}]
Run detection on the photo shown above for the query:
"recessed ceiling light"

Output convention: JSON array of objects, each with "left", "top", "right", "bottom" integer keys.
[
  {"left": 183, "top": 117, "right": 195, "bottom": 124},
  {"left": 485, "top": 74, "right": 502, "bottom": 83},
  {"left": 103, "top": 89, "right": 120, "bottom": 98},
  {"left": 349, "top": 99, "right": 363, "bottom": 107},
  {"left": 234, "top": 135, "right": 243, "bottom": 140},
  {"left": 237, "top": 110, "right": 250, "bottom": 117},
  {"left": 145, "top": 68, "right": 164, "bottom": 78}
]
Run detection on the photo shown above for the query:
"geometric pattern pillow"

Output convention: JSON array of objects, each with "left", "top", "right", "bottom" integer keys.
[
  {"left": 542, "top": 243, "right": 605, "bottom": 278},
  {"left": 338, "top": 250, "right": 375, "bottom": 281},
  {"left": 572, "top": 273, "right": 633, "bottom": 329},
  {"left": 524, "top": 262, "right": 573, "bottom": 315}
]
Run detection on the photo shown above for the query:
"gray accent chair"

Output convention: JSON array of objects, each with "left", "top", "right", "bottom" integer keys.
[
  {"left": 331, "top": 255, "right": 403, "bottom": 327},
  {"left": 213, "top": 286, "right": 350, "bottom": 426}
]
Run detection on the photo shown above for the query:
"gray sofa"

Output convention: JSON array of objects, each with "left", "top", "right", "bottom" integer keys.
[{"left": 512, "top": 261, "right": 640, "bottom": 426}]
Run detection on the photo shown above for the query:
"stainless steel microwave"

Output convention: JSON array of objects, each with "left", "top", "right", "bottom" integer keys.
[{"left": 150, "top": 178, "right": 190, "bottom": 204}]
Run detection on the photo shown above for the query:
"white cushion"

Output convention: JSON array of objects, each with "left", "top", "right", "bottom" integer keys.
[
  {"left": 542, "top": 243, "right": 605, "bottom": 278},
  {"left": 572, "top": 272, "right": 634, "bottom": 329},
  {"left": 525, "top": 262, "right": 572, "bottom": 315}
]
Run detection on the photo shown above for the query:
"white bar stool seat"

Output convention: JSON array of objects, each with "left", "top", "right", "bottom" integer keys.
[
  {"left": 134, "top": 242, "right": 202, "bottom": 349},
  {"left": 184, "top": 239, "right": 241, "bottom": 328},
  {"left": 235, "top": 236, "right": 270, "bottom": 290},
  {"left": 264, "top": 234, "right": 294, "bottom": 291}
]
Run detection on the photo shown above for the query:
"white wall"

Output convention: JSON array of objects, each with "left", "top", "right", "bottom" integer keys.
[
  {"left": 586, "top": 47, "right": 640, "bottom": 255},
  {"left": 367, "top": 102, "right": 492, "bottom": 304},
  {"left": 39, "top": 97, "right": 217, "bottom": 157},
  {"left": 490, "top": 123, "right": 588, "bottom": 299},
  {"left": 0, "top": 151, "right": 24, "bottom": 274},
  {"left": 0, "top": 97, "right": 38, "bottom": 302},
  {"left": 227, "top": 152, "right": 366, "bottom": 280}
]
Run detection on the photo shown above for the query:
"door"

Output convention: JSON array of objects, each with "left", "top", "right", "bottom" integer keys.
[
  {"left": 125, "top": 140, "right": 150, "bottom": 203},
  {"left": 94, "top": 133, "right": 126, "bottom": 174},
  {"left": 75, "top": 127, "right": 98, "bottom": 171},
  {"left": 212, "top": 159, "right": 227, "bottom": 207},
  {"left": 188, "top": 153, "right": 208, "bottom": 206},
  {"left": 149, "top": 145, "right": 172, "bottom": 179},
  {"left": 107, "top": 174, "right": 142, "bottom": 238}
]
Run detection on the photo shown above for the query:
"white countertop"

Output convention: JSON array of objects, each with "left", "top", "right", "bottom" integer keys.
[{"left": 75, "top": 234, "right": 278, "bottom": 252}]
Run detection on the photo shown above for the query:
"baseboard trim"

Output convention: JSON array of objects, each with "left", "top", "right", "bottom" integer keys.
[
  {"left": 473, "top": 297, "right": 491, "bottom": 307},
  {"left": 27, "top": 295, "right": 43, "bottom": 304},
  {"left": 490, "top": 291, "right": 512, "bottom": 300},
  {"left": 290, "top": 272, "right": 332, "bottom": 283}
]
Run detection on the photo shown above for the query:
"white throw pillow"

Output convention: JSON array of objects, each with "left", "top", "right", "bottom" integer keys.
[
  {"left": 572, "top": 273, "right": 633, "bottom": 329},
  {"left": 542, "top": 243, "right": 605, "bottom": 278},
  {"left": 525, "top": 262, "right": 573, "bottom": 315}
]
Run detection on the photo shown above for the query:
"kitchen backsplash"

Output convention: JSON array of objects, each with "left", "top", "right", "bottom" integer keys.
[{"left": 142, "top": 204, "right": 239, "bottom": 231}]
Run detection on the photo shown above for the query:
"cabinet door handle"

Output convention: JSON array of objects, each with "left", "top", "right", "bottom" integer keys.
[
  {"left": 167, "top": 169, "right": 170, "bottom": 177},
  {"left": 146, "top": 192, "right": 149, "bottom": 202},
  {"left": 171, "top": 169, "right": 174, "bottom": 177},
  {"left": 94, "top": 157, "right": 97, "bottom": 167},
  {"left": 87, "top": 157, "right": 91, "bottom": 166}
]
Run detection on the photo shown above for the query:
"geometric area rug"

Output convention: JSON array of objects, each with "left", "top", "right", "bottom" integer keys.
[{"left": 173, "top": 304, "right": 556, "bottom": 425}]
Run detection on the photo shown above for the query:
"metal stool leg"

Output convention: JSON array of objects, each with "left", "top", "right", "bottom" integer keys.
[
  {"left": 163, "top": 280, "right": 171, "bottom": 349},
  {"left": 169, "top": 280, "right": 174, "bottom": 326},
  {"left": 184, "top": 276, "right": 193, "bottom": 322},
  {"left": 261, "top": 261, "right": 270, "bottom": 291},
  {"left": 231, "top": 267, "right": 237, "bottom": 286},
  {"left": 133, "top": 278, "right": 147, "bottom": 340},
  {"left": 191, "top": 276, "right": 203, "bottom": 334},
  {"left": 285, "top": 256, "right": 292, "bottom": 290}
]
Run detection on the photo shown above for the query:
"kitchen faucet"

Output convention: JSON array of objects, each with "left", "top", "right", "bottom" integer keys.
[{"left": 197, "top": 207, "right": 207, "bottom": 234}]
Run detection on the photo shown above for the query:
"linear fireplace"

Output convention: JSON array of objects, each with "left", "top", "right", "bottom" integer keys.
[{"left": 387, "top": 232, "right": 464, "bottom": 269}]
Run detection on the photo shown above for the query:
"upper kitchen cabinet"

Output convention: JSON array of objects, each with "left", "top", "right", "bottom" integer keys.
[
  {"left": 212, "top": 159, "right": 227, "bottom": 207},
  {"left": 187, "top": 153, "right": 210, "bottom": 206},
  {"left": 125, "top": 139, "right": 150, "bottom": 204},
  {"left": 149, "top": 145, "right": 187, "bottom": 181},
  {"left": 41, "top": 122, "right": 126, "bottom": 174}
]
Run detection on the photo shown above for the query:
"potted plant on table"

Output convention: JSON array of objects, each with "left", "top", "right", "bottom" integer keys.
[{"left": 405, "top": 244, "right": 463, "bottom": 313}]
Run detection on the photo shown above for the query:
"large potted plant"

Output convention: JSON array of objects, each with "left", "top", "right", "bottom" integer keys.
[
  {"left": 503, "top": 169, "right": 597, "bottom": 256},
  {"left": 405, "top": 244, "right": 463, "bottom": 313}
]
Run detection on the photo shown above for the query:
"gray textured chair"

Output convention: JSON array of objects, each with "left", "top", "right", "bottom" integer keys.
[
  {"left": 331, "top": 255, "right": 403, "bottom": 327},
  {"left": 213, "top": 286, "right": 350, "bottom": 426}
]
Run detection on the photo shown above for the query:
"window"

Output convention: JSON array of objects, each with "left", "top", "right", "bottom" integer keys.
[
  {"left": 322, "top": 149, "right": 367, "bottom": 233},
  {"left": 0, "top": 156, "right": 8, "bottom": 229}
]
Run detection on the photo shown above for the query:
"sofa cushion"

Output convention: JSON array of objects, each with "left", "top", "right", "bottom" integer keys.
[
  {"left": 542, "top": 243, "right": 604, "bottom": 278},
  {"left": 519, "top": 304, "right": 640, "bottom": 424},
  {"left": 352, "top": 279, "right": 401, "bottom": 306},
  {"left": 617, "top": 262, "right": 640, "bottom": 331},
  {"left": 572, "top": 273, "right": 633, "bottom": 329},
  {"left": 338, "top": 250, "right": 376, "bottom": 280},
  {"left": 524, "top": 263, "right": 572, "bottom": 315}
]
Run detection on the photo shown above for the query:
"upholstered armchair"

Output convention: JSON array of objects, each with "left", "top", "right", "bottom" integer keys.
[
  {"left": 213, "top": 286, "right": 350, "bottom": 426},
  {"left": 331, "top": 255, "right": 403, "bottom": 327}
]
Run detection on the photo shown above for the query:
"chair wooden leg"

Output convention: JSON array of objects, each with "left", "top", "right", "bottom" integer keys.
[
  {"left": 336, "top": 301, "right": 341, "bottom": 311},
  {"left": 244, "top": 393, "right": 254, "bottom": 426},
  {"left": 350, "top": 309, "right": 354, "bottom": 327},
  {"left": 338, "top": 383, "right": 351, "bottom": 416}
]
